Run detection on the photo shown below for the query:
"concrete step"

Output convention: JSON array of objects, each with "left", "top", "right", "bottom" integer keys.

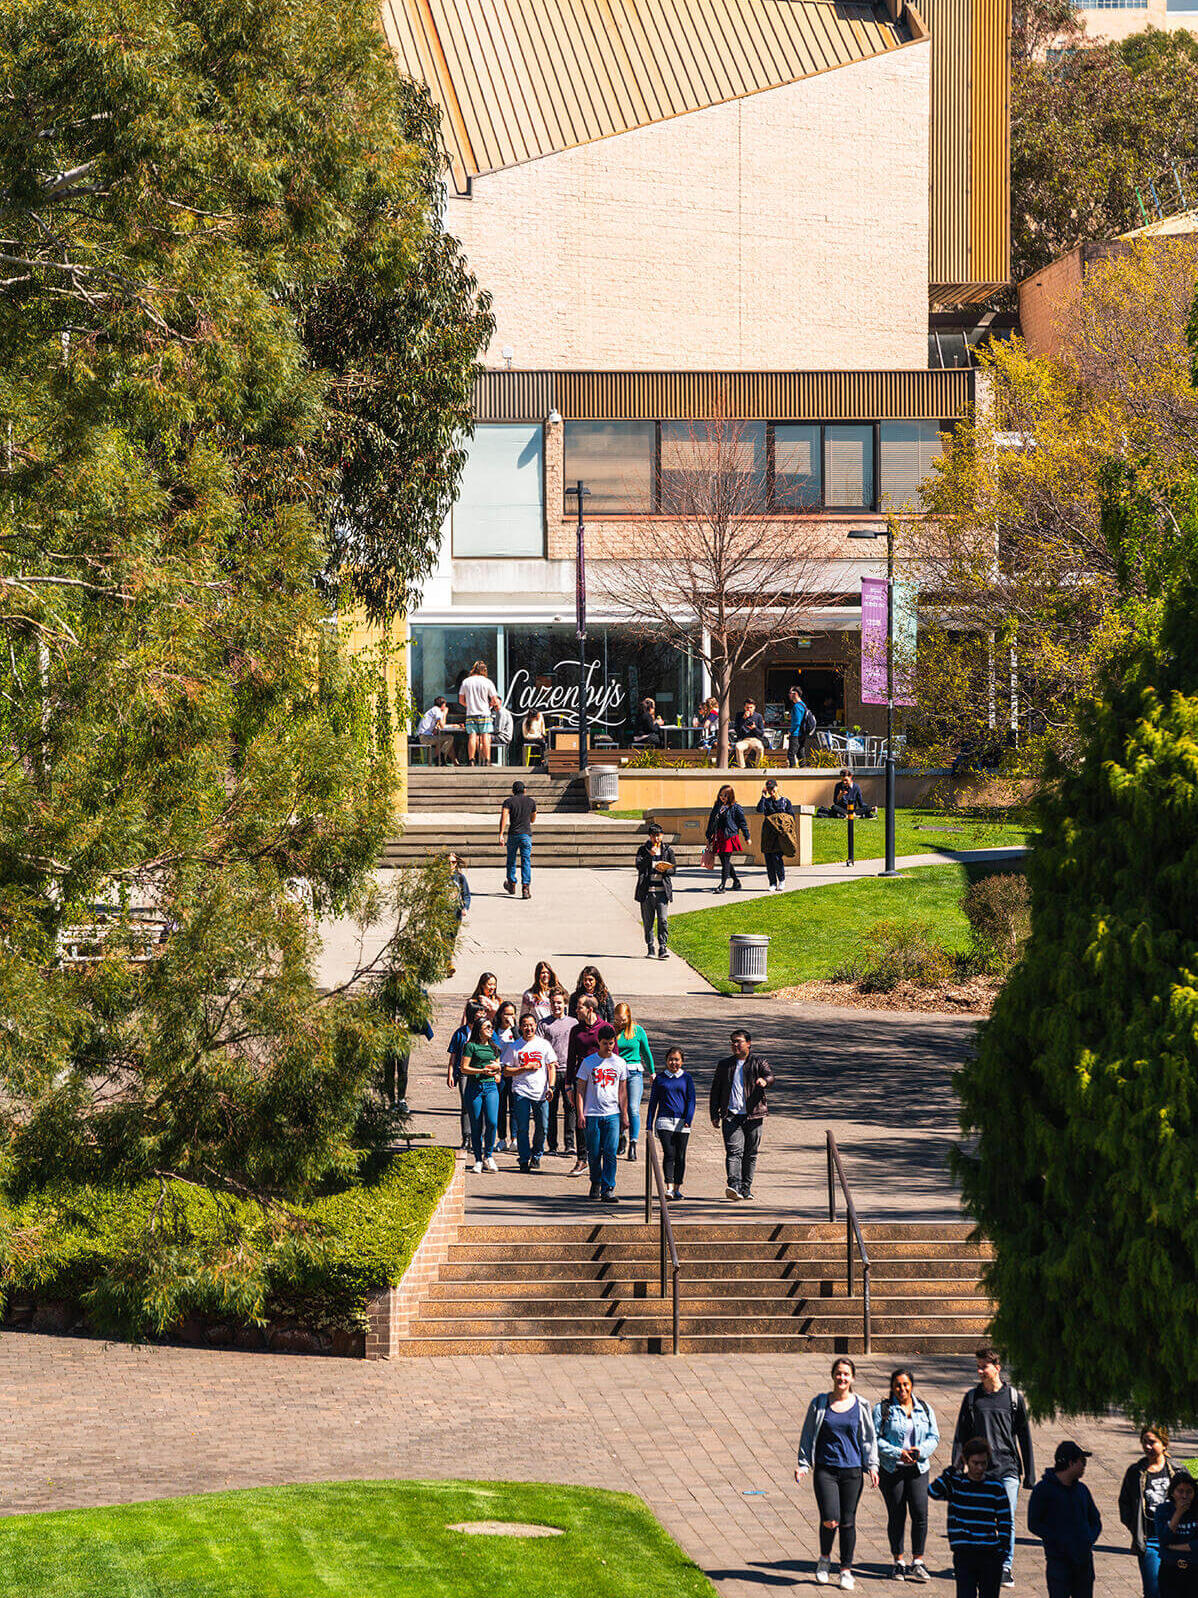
[
  {"left": 457, "top": 1222, "right": 981, "bottom": 1245},
  {"left": 436, "top": 1257, "right": 987, "bottom": 1283},
  {"left": 394, "top": 1332, "right": 989, "bottom": 1356},
  {"left": 444, "top": 1239, "right": 991, "bottom": 1264},
  {"left": 414, "top": 1294, "right": 991, "bottom": 1320},
  {"left": 426, "top": 1275, "right": 989, "bottom": 1302}
]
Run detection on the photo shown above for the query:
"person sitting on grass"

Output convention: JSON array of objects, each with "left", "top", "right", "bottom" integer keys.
[{"left": 826, "top": 768, "right": 876, "bottom": 820}]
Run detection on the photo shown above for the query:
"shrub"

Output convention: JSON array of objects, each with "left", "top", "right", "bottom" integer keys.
[
  {"left": 961, "top": 871, "right": 1031, "bottom": 972},
  {"left": 831, "top": 919, "right": 954, "bottom": 993},
  {"left": 0, "top": 1148, "right": 455, "bottom": 1341}
]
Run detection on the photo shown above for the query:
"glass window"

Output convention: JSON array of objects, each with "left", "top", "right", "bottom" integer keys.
[
  {"left": 452, "top": 423, "right": 544, "bottom": 557},
  {"left": 880, "top": 421, "right": 944, "bottom": 512},
  {"left": 409, "top": 626, "right": 501, "bottom": 728},
  {"left": 659, "top": 420, "right": 767, "bottom": 511},
  {"left": 824, "top": 426, "right": 874, "bottom": 509},
  {"left": 562, "top": 421, "right": 655, "bottom": 514},
  {"left": 773, "top": 424, "right": 822, "bottom": 509}
]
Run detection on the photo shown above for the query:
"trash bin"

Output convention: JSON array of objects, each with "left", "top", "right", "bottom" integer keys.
[
  {"left": 587, "top": 766, "right": 620, "bottom": 808},
  {"left": 729, "top": 933, "right": 770, "bottom": 994}
]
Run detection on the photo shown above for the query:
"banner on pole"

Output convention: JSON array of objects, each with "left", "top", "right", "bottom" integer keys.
[{"left": 860, "top": 577, "right": 917, "bottom": 706}]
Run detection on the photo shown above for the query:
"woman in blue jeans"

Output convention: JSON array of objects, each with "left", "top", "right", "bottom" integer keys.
[
  {"left": 460, "top": 1015, "right": 502, "bottom": 1172},
  {"left": 613, "top": 1002, "right": 654, "bottom": 1161},
  {"left": 1121, "top": 1427, "right": 1175, "bottom": 1598}
]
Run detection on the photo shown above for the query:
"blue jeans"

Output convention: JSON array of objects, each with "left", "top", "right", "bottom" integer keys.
[
  {"left": 626, "top": 1070, "right": 645, "bottom": 1143},
  {"left": 585, "top": 1113, "right": 620, "bottom": 1193},
  {"left": 465, "top": 1078, "right": 499, "bottom": 1161},
  {"left": 511, "top": 1095, "right": 548, "bottom": 1165},
  {"left": 1139, "top": 1544, "right": 1162, "bottom": 1598},
  {"left": 506, "top": 831, "right": 532, "bottom": 886},
  {"left": 1000, "top": 1477, "right": 1019, "bottom": 1569}
]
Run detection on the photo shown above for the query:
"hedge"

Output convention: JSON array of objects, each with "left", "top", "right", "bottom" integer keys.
[{"left": 0, "top": 1146, "right": 455, "bottom": 1337}]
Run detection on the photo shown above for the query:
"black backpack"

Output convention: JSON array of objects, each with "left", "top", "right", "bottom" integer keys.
[{"left": 801, "top": 706, "right": 817, "bottom": 737}]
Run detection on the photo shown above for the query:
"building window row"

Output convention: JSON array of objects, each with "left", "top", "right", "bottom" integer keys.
[{"left": 562, "top": 419, "right": 946, "bottom": 517}]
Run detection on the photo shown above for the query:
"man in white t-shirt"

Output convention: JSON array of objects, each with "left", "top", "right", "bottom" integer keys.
[
  {"left": 575, "top": 1024, "right": 629, "bottom": 1203},
  {"left": 415, "top": 697, "right": 454, "bottom": 764},
  {"left": 501, "top": 1011, "right": 557, "bottom": 1172},
  {"left": 458, "top": 661, "right": 502, "bottom": 766}
]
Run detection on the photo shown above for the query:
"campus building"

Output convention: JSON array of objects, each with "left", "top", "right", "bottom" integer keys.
[{"left": 383, "top": 0, "right": 1011, "bottom": 753}]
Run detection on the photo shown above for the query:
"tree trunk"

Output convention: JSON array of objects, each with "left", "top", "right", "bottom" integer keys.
[{"left": 716, "top": 661, "right": 732, "bottom": 769}]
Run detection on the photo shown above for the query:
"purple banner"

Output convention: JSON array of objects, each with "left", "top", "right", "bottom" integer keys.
[{"left": 860, "top": 577, "right": 888, "bottom": 705}]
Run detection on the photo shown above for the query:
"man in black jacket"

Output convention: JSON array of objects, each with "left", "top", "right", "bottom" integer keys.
[
  {"left": 732, "top": 699, "right": 767, "bottom": 768},
  {"left": 634, "top": 823, "right": 675, "bottom": 960},
  {"left": 709, "top": 1029, "right": 774, "bottom": 1201}
]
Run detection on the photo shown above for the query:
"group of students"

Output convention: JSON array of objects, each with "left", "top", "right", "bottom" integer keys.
[
  {"left": 446, "top": 961, "right": 693, "bottom": 1201},
  {"left": 793, "top": 1348, "right": 1196, "bottom": 1598}
]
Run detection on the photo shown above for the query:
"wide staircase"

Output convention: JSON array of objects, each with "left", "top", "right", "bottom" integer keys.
[
  {"left": 398, "top": 1220, "right": 992, "bottom": 1355},
  {"left": 383, "top": 768, "right": 702, "bottom": 868}
]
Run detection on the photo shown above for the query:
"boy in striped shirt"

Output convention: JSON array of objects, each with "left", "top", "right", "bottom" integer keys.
[{"left": 930, "top": 1438, "right": 1014, "bottom": 1598}]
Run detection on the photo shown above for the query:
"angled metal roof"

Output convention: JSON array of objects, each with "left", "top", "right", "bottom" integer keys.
[{"left": 382, "top": 0, "right": 917, "bottom": 191}]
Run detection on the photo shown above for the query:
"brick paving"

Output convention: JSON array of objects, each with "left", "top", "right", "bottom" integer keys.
[{"left": 0, "top": 1335, "right": 1168, "bottom": 1597}]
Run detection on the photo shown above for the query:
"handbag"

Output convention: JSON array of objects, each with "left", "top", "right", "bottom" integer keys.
[{"left": 701, "top": 845, "right": 716, "bottom": 872}]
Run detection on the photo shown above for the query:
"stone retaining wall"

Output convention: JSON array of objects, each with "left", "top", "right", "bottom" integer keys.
[{"left": 365, "top": 1158, "right": 465, "bottom": 1359}]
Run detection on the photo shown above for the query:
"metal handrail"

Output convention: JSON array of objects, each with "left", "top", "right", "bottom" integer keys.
[
  {"left": 826, "top": 1130, "right": 872, "bottom": 1354},
  {"left": 644, "top": 1129, "right": 681, "bottom": 1355}
]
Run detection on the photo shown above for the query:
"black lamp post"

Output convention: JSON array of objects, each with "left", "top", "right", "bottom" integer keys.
[
  {"left": 849, "top": 523, "right": 898, "bottom": 877},
  {"left": 566, "top": 480, "right": 590, "bottom": 772}
]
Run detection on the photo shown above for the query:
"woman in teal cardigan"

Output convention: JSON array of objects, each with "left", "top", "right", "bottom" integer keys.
[{"left": 613, "top": 1001, "right": 654, "bottom": 1161}]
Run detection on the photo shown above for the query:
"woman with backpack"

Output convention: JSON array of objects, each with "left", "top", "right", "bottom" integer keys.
[
  {"left": 705, "top": 784, "right": 750, "bottom": 893},
  {"left": 874, "top": 1368, "right": 940, "bottom": 1582},
  {"left": 795, "top": 1356, "right": 880, "bottom": 1590}
]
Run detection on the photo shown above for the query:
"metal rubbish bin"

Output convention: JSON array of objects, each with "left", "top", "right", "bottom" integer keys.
[
  {"left": 587, "top": 766, "right": 620, "bottom": 808},
  {"left": 729, "top": 934, "right": 770, "bottom": 994}
]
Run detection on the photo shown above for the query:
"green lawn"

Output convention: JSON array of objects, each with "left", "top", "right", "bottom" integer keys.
[
  {"left": 810, "top": 808, "right": 1029, "bottom": 865},
  {"left": 669, "top": 861, "right": 1004, "bottom": 992},
  {"left": 0, "top": 1481, "right": 717, "bottom": 1598}
]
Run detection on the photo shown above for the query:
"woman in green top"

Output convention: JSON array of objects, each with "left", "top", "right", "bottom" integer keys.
[
  {"left": 613, "top": 1001, "right": 654, "bottom": 1162},
  {"left": 461, "top": 1016, "right": 502, "bottom": 1172}
]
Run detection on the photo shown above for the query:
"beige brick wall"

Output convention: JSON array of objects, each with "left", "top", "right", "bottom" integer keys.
[
  {"left": 448, "top": 45, "right": 930, "bottom": 372},
  {"left": 365, "top": 1159, "right": 465, "bottom": 1360}
]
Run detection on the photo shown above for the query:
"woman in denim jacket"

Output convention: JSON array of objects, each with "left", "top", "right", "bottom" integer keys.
[
  {"left": 795, "top": 1357, "right": 880, "bottom": 1590},
  {"left": 873, "top": 1368, "right": 940, "bottom": 1582}
]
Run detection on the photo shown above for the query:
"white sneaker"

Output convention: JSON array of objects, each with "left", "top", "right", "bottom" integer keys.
[
  {"left": 816, "top": 1559, "right": 831, "bottom": 1585},
  {"left": 840, "top": 1572, "right": 855, "bottom": 1591},
  {"left": 483, "top": 1156, "right": 498, "bottom": 1172},
  {"left": 472, "top": 1160, "right": 483, "bottom": 1173}
]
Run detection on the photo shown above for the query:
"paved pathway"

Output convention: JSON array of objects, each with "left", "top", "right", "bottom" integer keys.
[
  {"left": 0, "top": 1335, "right": 1161, "bottom": 1598},
  {"left": 411, "top": 993, "right": 973, "bottom": 1224}
]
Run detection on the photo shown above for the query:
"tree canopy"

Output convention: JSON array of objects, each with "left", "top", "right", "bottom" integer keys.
[{"left": 0, "top": 0, "right": 485, "bottom": 1272}]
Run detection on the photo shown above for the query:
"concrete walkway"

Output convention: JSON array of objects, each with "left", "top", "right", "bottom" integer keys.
[{"left": 0, "top": 1334, "right": 1162, "bottom": 1598}]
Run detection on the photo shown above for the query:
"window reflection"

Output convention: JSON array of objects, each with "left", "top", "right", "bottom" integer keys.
[
  {"left": 774, "top": 424, "right": 822, "bottom": 509},
  {"left": 563, "top": 421, "right": 655, "bottom": 514}
]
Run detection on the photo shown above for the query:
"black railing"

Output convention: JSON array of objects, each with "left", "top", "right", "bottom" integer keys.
[
  {"left": 826, "top": 1130, "right": 872, "bottom": 1354},
  {"left": 644, "top": 1132, "right": 680, "bottom": 1355}
]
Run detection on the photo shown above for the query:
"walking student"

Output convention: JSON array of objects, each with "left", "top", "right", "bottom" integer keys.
[
  {"left": 757, "top": 775, "right": 796, "bottom": 891},
  {"left": 458, "top": 658, "right": 502, "bottom": 766},
  {"left": 1120, "top": 1427, "right": 1175, "bottom": 1598},
  {"left": 874, "top": 1367, "right": 940, "bottom": 1581},
  {"left": 795, "top": 1356, "right": 880, "bottom": 1590},
  {"left": 634, "top": 821, "right": 675, "bottom": 958},
  {"left": 1027, "top": 1442, "right": 1101, "bottom": 1598},
  {"left": 788, "top": 684, "right": 816, "bottom": 766},
  {"left": 464, "top": 970, "right": 500, "bottom": 1024},
  {"left": 539, "top": 988, "right": 577, "bottom": 1156},
  {"left": 1156, "top": 1471, "right": 1198, "bottom": 1598},
  {"left": 575, "top": 1024, "right": 628, "bottom": 1203},
  {"left": 929, "top": 1439, "right": 1013, "bottom": 1598},
  {"left": 565, "top": 994, "right": 604, "bottom": 1174},
  {"left": 499, "top": 779, "right": 537, "bottom": 900},
  {"left": 460, "top": 1014, "right": 503, "bottom": 1173},
  {"left": 951, "top": 1345, "right": 1035, "bottom": 1587},
  {"left": 446, "top": 999, "right": 482, "bottom": 1151},
  {"left": 502, "top": 1011, "right": 557, "bottom": 1172},
  {"left": 447, "top": 851, "right": 471, "bottom": 923},
  {"left": 706, "top": 783, "right": 750, "bottom": 893},
  {"left": 521, "top": 959, "right": 558, "bottom": 1020},
  {"left": 647, "top": 1046, "right": 695, "bottom": 1198},
  {"left": 492, "top": 1000, "right": 517, "bottom": 1152},
  {"left": 613, "top": 1001, "right": 654, "bottom": 1161},
  {"left": 710, "top": 1028, "right": 774, "bottom": 1201},
  {"left": 569, "top": 964, "right": 615, "bottom": 1025}
]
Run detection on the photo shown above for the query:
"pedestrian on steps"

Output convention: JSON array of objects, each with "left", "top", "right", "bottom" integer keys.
[
  {"left": 501, "top": 1011, "right": 557, "bottom": 1172},
  {"left": 613, "top": 1001, "right": 654, "bottom": 1161},
  {"left": 565, "top": 995, "right": 604, "bottom": 1175},
  {"left": 796, "top": 1356, "right": 880, "bottom": 1591},
  {"left": 446, "top": 999, "right": 483, "bottom": 1151},
  {"left": 634, "top": 822, "right": 675, "bottom": 957},
  {"left": 647, "top": 1046, "right": 695, "bottom": 1198},
  {"left": 499, "top": 779, "right": 537, "bottom": 899},
  {"left": 538, "top": 988, "right": 577, "bottom": 1156},
  {"left": 460, "top": 1014, "right": 503, "bottom": 1173},
  {"left": 492, "top": 1000, "right": 517, "bottom": 1153},
  {"left": 575, "top": 1024, "right": 629, "bottom": 1203},
  {"left": 874, "top": 1367, "right": 940, "bottom": 1582},
  {"left": 709, "top": 1028, "right": 774, "bottom": 1202}
]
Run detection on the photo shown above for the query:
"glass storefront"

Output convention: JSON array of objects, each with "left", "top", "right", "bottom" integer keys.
[{"left": 409, "top": 624, "right": 700, "bottom": 754}]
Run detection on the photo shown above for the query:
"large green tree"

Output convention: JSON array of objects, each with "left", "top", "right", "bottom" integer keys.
[
  {"left": 0, "top": 0, "right": 485, "bottom": 1232},
  {"left": 954, "top": 481, "right": 1198, "bottom": 1422}
]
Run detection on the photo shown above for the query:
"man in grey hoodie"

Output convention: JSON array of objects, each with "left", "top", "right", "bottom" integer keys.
[{"left": 1027, "top": 1441, "right": 1102, "bottom": 1598}]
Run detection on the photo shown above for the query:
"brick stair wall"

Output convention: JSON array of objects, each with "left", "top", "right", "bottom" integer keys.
[{"left": 365, "top": 1162, "right": 466, "bottom": 1359}]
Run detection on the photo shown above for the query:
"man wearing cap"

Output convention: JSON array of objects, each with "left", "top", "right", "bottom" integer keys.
[
  {"left": 1028, "top": 1442, "right": 1102, "bottom": 1598},
  {"left": 634, "top": 823, "right": 676, "bottom": 959},
  {"left": 575, "top": 1024, "right": 629, "bottom": 1203}
]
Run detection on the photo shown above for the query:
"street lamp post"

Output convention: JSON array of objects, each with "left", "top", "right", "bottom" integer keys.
[
  {"left": 566, "top": 480, "right": 590, "bottom": 772},
  {"left": 849, "top": 524, "right": 898, "bottom": 877}
]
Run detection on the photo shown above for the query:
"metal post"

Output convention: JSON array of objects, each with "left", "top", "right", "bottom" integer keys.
[
  {"left": 660, "top": 1220, "right": 666, "bottom": 1300},
  {"left": 846, "top": 1214, "right": 854, "bottom": 1296},
  {"left": 846, "top": 804, "right": 855, "bottom": 868},
  {"left": 863, "top": 1262, "right": 872, "bottom": 1354},
  {"left": 881, "top": 521, "right": 898, "bottom": 877},
  {"left": 645, "top": 1139, "right": 652, "bottom": 1226},
  {"left": 827, "top": 1134, "right": 836, "bottom": 1221}
]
